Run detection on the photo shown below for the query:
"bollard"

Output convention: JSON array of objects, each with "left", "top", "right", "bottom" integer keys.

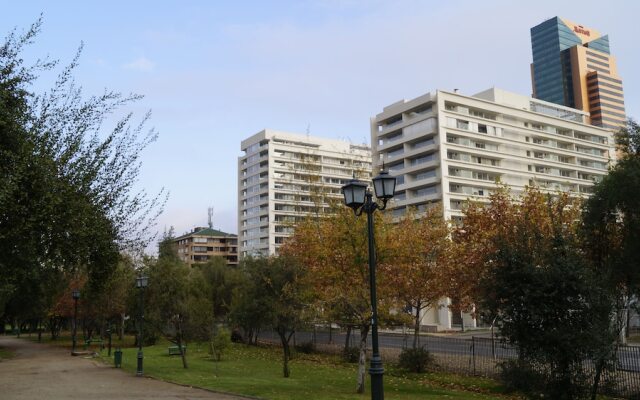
[{"left": 114, "top": 347, "right": 122, "bottom": 368}]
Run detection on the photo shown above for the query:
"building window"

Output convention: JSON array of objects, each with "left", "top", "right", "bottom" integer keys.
[{"left": 456, "top": 120, "right": 469, "bottom": 130}]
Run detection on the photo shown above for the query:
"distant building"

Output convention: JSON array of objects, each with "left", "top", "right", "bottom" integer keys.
[
  {"left": 174, "top": 227, "right": 238, "bottom": 267},
  {"left": 371, "top": 87, "right": 616, "bottom": 330},
  {"left": 238, "top": 129, "right": 371, "bottom": 258},
  {"left": 530, "top": 17, "right": 626, "bottom": 130}
]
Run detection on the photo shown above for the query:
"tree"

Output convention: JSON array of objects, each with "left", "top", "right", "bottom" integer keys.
[
  {"left": 462, "top": 186, "right": 616, "bottom": 399},
  {"left": 384, "top": 206, "right": 452, "bottom": 348},
  {"left": 145, "top": 234, "right": 192, "bottom": 369},
  {"left": 239, "top": 256, "right": 312, "bottom": 378},
  {"left": 448, "top": 185, "right": 515, "bottom": 314},
  {"left": 583, "top": 119, "right": 640, "bottom": 341},
  {"left": 0, "top": 18, "right": 166, "bottom": 324},
  {"left": 196, "top": 257, "right": 243, "bottom": 324},
  {"left": 280, "top": 204, "right": 396, "bottom": 392}
]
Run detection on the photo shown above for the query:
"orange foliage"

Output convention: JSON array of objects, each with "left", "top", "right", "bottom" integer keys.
[{"left": 452, "top": 185, "right": 582, "bottom": 312}]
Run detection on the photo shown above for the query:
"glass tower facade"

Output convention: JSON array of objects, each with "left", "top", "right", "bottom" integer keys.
[
  {"left": 531, "top": 17, "right": 584, "bottom": 106},
  {"left": 530, "top": 17, "right": 625, "bottom": 130}
]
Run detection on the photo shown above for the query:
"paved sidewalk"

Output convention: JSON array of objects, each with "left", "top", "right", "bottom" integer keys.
[{"left": 0, "top": 336, "right": 248, "bottom": 400}]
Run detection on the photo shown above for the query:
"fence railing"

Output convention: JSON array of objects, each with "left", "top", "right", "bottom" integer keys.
[{"left": 259, "top": 329, "right": 640, "bottom": 398}]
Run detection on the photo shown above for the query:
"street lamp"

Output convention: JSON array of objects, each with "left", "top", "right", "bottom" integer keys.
[
  {"left": 136, "top": 275, "right": 148, "bottom": 377},
  {"left": 71, "top": 289, "right": 80, "bottom": 355},
  {"left": 341, "top": 169, "right": 396, "bottom": 400}
]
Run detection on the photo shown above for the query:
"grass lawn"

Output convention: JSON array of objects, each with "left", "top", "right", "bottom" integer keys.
[{"left": 97, "top": 339, "right": 518, "bottom": 400}]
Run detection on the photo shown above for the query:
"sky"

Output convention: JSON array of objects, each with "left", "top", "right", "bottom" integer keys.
[{"left": 3, "top": 0, "right": 640, "bottom": 251}]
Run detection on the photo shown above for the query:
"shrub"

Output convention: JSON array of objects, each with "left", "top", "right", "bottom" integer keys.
[
  {"left": 210, "top": 327, "right": 232, "bottom": 361},
  {"left": 294, "top": 341, "right": 316, "bottom": 354},
  {"left": 499, "top": 359, "right": 590, "bottom": 399},
  {"left": 398, "top": 347, "right": 434, "bottom": 373},
  {"left": 498, "top": 360, "right": 545, "bottom": 394},
  {"left": 230, "top": 329, "right": 243, "bottom": 343},
  {"left": 342, "top": 346, "right": 360, "bottom": 363}
]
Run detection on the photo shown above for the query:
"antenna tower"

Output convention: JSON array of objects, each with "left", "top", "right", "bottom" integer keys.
[{"left": 208, "top": 207, "right": 214, "bottom": 229}]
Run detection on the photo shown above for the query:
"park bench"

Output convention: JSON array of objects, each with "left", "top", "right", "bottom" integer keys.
[
  {"left": 84, "top": 339, "right": 104, "bottom": 350},
  {"left": 168, "top": 345, "right": 187, "bottom": 356}
]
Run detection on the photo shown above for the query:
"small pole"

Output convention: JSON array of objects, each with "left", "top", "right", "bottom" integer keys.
[
  {"left": 472, "top": 336, "right": 476, "bottom": 375},
  {"left": 108, "top": 326, "right": 112, "bottom": 357}
]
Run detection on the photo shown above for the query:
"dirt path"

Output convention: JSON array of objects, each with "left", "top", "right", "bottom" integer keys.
[{"left": 0, "top": 336, "right": 249, "bottom": 400}]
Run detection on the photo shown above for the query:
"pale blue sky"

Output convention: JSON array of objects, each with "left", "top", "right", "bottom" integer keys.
[{"left": 4, "top": 1, "right": 639, "bottom": 248}]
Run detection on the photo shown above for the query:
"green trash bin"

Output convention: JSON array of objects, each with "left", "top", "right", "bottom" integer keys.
[{"left": 114, "top": 348, "right": 122, "bottom": 368}]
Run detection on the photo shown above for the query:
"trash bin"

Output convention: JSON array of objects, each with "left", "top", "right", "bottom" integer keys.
[{"left": 114, "top": 348, "right": 122, "bottom": 368}]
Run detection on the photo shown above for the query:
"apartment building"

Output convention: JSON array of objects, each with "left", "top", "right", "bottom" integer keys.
[
  {"left": 174, "top": 227, "right": 238, "bottom": 267},
  {"left": 531, "top": 17, "right": 626, "bottom": 130},
  {"left": 238, "top": 129, "right": 371, "bottom": 258},
  {"left": 371, "top": 87, "right": 616, "bottom": 329}
]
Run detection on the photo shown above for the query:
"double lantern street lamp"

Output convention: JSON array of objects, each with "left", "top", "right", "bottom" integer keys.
[
  {"left": 341, "top": 169, "right": 396, "bottom": 400},
  {"left": 71, "top": 289, "right": 80, "bottom": 355},
  {"left": 135, "top": 276, "right": 148, "bottom": 377}
]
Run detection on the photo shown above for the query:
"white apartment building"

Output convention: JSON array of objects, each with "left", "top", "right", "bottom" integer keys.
[
  {"left": 238, "top": 129, "right": 371, "bottom": 257},
  {"left": 371, "top": 87, "right": 616, "bottom": 330}
]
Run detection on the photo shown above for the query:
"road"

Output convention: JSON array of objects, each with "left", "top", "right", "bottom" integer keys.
[
  {"left": 0, "top": 336, "right": 247, "bottom": 400},
  {"left": 261, "top": 330, "right": 640, "bottom": 372}
]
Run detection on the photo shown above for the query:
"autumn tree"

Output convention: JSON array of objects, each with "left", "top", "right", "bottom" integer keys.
[
  {"left": 385, "top": 206, "right": 452, "bottom": 348},
  {"left": 280, "top": 204, "right": 396, "bottom": 393},
  {"left": 448, "top": 185, "right": 515, "bottom": 315}
]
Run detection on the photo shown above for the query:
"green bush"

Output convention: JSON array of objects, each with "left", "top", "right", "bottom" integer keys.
[
  {"left": 499, "top": 359, "right": 591, "bottom": 399},
  {"left": 294, "top": 341, "right": 316, "bottom": 354},
  {"left": 498, "top": 360, "right": 545, "bottom": 394},
  {"left": 209, "top": 327, "right": 231, "bottom": 361},
  {"left": 398, "top": 347, "right": 434, "bottom": 373},
  {"left": 342, "top": 346, "right": 360, "bottom": 363}
]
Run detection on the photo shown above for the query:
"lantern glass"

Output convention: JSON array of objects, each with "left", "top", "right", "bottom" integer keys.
[
  {"left": 72, "top": 289, "right": 80, "bottom": 300},
  {"left": 341, "top": 179, "right": 367, "bottom": 210},
  {"left": 136, "top": 276, "right": 149, "bottom": 289},
  {"left": 372, "top": 170, "right": 396, "bottom": 200}
]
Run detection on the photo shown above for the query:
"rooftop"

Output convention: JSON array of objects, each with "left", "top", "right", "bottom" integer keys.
[{"left": 175, "top": 227, "right": 237, "bottom": 241}]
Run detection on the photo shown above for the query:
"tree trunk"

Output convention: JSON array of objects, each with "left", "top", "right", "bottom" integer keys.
[
  {"left": 277, "top": 328, "right": 293, "bottom": 378},
  {"left": 176, "top": 320, "right": 188, "bottom": 369},
  {"left": 591, "top": 357, "right": 606, "bottom": 400},
  {"left": 356, "top": 325, "right": 369, "bottom": 394},
  {"left": 413, "top": 301, "right": 421, "bottom": 349},
  {"left": 344, "top": 325, "right": 352, "bottom": 353},
  {"left": 119, "top": 314, "right": 125, "bottom": 341}
]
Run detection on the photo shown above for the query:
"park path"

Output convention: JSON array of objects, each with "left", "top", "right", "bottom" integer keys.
[{"left": 0, "top": 336, "right": 248, "bottom": 400}]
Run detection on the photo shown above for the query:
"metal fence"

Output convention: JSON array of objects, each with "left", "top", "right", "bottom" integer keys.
[{"left": 259, "top": 329, "right": 640, "bottom": 398}]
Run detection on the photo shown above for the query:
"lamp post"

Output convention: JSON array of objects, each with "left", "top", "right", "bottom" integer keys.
[
  {"left": 71, "top": 289, "right": 80, "bottom": 355},
  {"left": 341, "top": 169, "right": 396, "bottom": 400},
  {"left": 136, "top": 275, "right": 148, "bottom": 377}
]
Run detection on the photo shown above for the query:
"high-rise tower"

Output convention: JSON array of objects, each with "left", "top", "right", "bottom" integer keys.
[{"left": 530, "top": 17, "right": 626, "bottom": 130}]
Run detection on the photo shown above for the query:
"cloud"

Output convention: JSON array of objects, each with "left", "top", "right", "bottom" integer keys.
[{"left": 123, "top": 56, "right": 156, "bottom": 72}]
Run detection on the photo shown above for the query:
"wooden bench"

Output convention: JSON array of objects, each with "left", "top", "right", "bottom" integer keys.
[{"left": 168, "top": 345, "right": 187, "bottom": 355}]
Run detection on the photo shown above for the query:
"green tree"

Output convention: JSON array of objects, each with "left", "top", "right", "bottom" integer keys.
[
  {"left": 145, "top": 234, "right": 191, "bottom": 368},
  {"left": 583, "top": 119, "right": 640, "bottom": 341},
  {"left": 238, "top": 256, "right": 312, "bottom": 378},
  {"left": 468, "top": 187, "right": 615, "bottom": 399},
  {"left": 0, "top": 19, "right": 166, "bottom": 325},
  {"left": 196, "top": 257, "right": 243, "bottom": 323}
]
